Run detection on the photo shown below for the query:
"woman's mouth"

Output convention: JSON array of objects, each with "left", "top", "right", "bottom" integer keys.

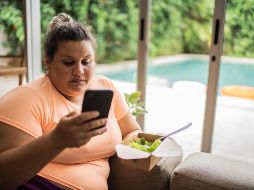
[
  {"left": 72, "top": 79, "right": 83, "bottom": 82},
  {"left": 70, "top": 79, "right": 86, "bottom": 85}
]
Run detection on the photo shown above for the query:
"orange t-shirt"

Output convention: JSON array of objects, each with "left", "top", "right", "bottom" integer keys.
[{"left": 0, "top": 75, "right": 129, "bottom": 190}]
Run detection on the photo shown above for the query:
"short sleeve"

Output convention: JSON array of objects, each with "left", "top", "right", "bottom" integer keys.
[
  {"left": 0, "top": 87, "right": 44, "bottom": 137},
  {"left": 110, "top": 81, "right": 130, "bottom": 120}
]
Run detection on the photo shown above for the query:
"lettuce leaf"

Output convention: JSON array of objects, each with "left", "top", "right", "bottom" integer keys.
[{"left": 129, "top": 137, "right": 162, "bottom": 152}]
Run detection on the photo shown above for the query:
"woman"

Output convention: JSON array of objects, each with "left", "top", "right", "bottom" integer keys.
[{"left": 0, "top": 13, "right": 141, "bottom": 189}]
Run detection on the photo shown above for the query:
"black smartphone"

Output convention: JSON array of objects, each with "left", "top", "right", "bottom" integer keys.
[{"left": 82, "top": 89, "right": 113, "bottom": 129}]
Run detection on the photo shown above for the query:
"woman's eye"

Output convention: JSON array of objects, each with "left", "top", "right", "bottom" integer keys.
[
  {"left": 63, "top": 61, "right": 74, "bottom": 66},
  {"left": 81, "top": 60, "right": 90, "bottom": 65}
]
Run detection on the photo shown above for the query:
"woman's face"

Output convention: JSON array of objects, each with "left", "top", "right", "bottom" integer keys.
[{"left": 46, "top": 40, "right": 95, "bottom": 99}]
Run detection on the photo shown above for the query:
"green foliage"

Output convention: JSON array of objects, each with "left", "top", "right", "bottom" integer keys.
[
  {"left": 124, "top": 91, "right": 147, "bottom": 116},
  {"left": 1, "top": 0, "right": 254, "bottom": 59},
  {"left": 224, "top": 0, "right": 254, "bottom": 57},
  {"left": 39, "top": 0, "right": 139, "bottom": 63},
  {"left": 176, "top": 0, "right": 213, "bottom": 54},
  {"left": 150, "top": 0, "right": 213, "bottom": 56},
  {"left": 129, "top": 137, "right": 161, "bottom": 152},
  {"left": 86, "top": 1, "right": 138, "bottom": 63},
  {"left": 40, "top": 0, "right": 90, "bottom": 58},
  {"left": 0, "top": 1, "right": 24, "bottom": 55},
  {"left": 150, "top": 0, "right": 183, "bottom": 56}
]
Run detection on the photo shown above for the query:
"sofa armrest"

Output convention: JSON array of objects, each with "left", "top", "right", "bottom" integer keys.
[
  {"left": 171, "top": 152, "right": 254, "bottom": 190},
  {"left": 108, "top": 154, "right": 182, "bottom": 190}
]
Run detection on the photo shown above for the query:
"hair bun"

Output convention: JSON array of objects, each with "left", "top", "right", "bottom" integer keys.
[
  {"left": 49, "top": 13, "right": 73, "bottom": 28},
  {"left": 56, "top": 12, "right": 73, "bottom": 22}
]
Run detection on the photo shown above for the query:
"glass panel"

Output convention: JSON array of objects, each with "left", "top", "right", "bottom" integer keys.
[
  {"left": 97, "top": 1, "right": 216, "bottom": 158},
  {"left": 90, "top": 1, "right": 140, "bottom": 119},
  {"left": 145, "top": 1, "right": 214, "bottom": 158},
  {"left": 40, "top": 1, "right": 140, "bottom": 97},
  {"left": 212, "top": 1, "right": 254, "bottom": 163}
]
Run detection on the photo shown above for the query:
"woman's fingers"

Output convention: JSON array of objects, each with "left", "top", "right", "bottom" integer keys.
[
  {"left": 82, "top": 126, "right": 107, "bottom": 141},
  {"left": 75, "top": 127, "right": 107, "bottom": 147},
  {"left": 73, "top": 119, "right": 108, "bottom": 147},
  {"left": 70, "top": 111, "right": 100, "bottom": 124},
  {"left": 79, "top": 118, "right": 108, "bottom": 131},
  {"left": 67, "top": 111, "right": 108, "bottom": 131},
  {"left": 87, "top": 126, "right": 107, "bottom": 138},
  {"left": 53, "top": 111, "right": 108, "bottom": 148}
]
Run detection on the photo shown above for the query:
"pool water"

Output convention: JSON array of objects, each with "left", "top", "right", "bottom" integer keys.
[{"left": 101, "top": 59, "right": 254, "bottom": 90}]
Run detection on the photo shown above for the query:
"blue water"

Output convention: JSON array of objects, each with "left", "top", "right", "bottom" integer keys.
[{"left": 101, "top": 59, "right": 254, "bottom": 90}]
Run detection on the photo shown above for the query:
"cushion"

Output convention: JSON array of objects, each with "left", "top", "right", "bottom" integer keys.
[
  {"left": 171, "top": 152, "right": 254, "bottom": 190},
  {"left": 221, "top": 85, "right": 254, "bottom": 99}
]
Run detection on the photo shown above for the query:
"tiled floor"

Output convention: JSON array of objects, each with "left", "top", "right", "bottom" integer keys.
[{"left": 1, "top": 75, "right": 254, "bottom": 164}]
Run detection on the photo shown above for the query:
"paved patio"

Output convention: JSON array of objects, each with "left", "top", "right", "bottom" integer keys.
[
  {"left": 113, "top": 80, "right": 254, "bottom": 163},
  {"left": 1, "top": 75, "right": 254, "bottom": 164}
]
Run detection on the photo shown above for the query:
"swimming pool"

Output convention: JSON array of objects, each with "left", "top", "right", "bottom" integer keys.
[{"left": 101, "top": 58, "right": 254, "bottom": 90}]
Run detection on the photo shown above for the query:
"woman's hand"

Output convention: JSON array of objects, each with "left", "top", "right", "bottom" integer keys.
[
  {"left": 51, "top": 111, "right": 107, "bottom": 149},
  {"left": 118, "top": 111, "right": 142, "bottom": 139}
]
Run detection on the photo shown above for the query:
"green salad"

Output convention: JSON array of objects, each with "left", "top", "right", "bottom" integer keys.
[{"left": 129, "top": 137, "right": 162, "bottom": 152}]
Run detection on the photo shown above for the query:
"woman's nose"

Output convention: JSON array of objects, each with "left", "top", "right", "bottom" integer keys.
[{"left": 72, "top": 63, "right": 84, "bottom": 76}]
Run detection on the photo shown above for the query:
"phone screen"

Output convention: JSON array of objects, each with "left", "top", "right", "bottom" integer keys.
[{"left": 82, "top": 89, "right": 113, "bottom": 128}]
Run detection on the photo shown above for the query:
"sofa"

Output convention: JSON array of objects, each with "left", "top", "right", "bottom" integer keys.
[{"left": 108, "top": 152, "right": 254, "bottom": 190}]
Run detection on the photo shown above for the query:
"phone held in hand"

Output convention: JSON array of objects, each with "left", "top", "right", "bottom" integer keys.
[{"left": 82, "top": 89, "right": 113, "bottom": 129}]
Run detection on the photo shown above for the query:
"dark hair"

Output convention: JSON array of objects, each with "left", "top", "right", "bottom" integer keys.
[{"left": 44, "top": 13, "right": 96, "bottom": 60}]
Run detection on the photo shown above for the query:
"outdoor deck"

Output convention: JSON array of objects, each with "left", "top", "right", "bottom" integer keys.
[{"left": 1, "top": 75, "right": 254, "bottom": 164}]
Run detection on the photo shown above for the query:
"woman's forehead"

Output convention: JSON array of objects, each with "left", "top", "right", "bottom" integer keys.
[{"left": 56, "top": 40, "right": 94, "bottom": 57}]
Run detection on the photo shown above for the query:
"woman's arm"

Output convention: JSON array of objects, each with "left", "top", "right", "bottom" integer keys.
[
  {"left": 117, "top": 111, "right": 142, "bottom": 139},
  {"left": 0, "top": 111, "right": 107, "bottom": 189},
  {"left": 0, "top": 122, "right": 64, "bottom": 189}
]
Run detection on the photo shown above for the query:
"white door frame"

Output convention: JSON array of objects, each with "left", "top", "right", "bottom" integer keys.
[
  {"left": 23, "top": 0, "right": 41, "bottom": 82},
  {"left": 202, "top": 0, "right": 227, "bottom": 152},
  {"left": 137, "top": 0, "right": 151, "bottom": 130}
]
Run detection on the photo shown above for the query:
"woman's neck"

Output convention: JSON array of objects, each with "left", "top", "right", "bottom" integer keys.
[
  {"left": 46, "top": 75, "right": 85, "bottom": 106},
  {"left": 65, "top": 94, "right": 83, "bottom": 105}
]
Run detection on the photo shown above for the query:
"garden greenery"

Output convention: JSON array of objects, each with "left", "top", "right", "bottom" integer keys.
[{"left": 0, "top": 0, "right": 254, "bottom": 62}]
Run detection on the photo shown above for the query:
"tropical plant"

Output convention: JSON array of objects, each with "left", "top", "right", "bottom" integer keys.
[{"left": 124, "top": 91, "right": 147, "bottom": 116}]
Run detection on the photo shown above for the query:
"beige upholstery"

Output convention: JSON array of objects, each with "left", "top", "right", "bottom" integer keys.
[
  {"left": 108, "top": 154, "right": 182, "bottom": 190},
  {"left": 109, "top": 152, "right": 254, "bottom": 190},
  {"left": 170, "top": 152, "right": 254, "bottom": 190}
]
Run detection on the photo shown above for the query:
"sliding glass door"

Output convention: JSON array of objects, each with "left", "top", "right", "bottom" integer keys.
[
  {"left": 211, "top": 0, "right": 254, "bottom": 163},
  {"left": 146, "top": 0, "right": 214, "bottom": 158}
]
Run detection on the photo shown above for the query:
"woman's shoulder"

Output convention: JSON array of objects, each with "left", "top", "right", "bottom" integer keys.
[
  {"left": 0, "top": 82, "right": 43, "bottom": 117},
  {"left": 0, "top": 75, "right": 50, "bottom": 102},
  {"left": 24, "top": 75, "right": 50, "bottom": 90}
]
